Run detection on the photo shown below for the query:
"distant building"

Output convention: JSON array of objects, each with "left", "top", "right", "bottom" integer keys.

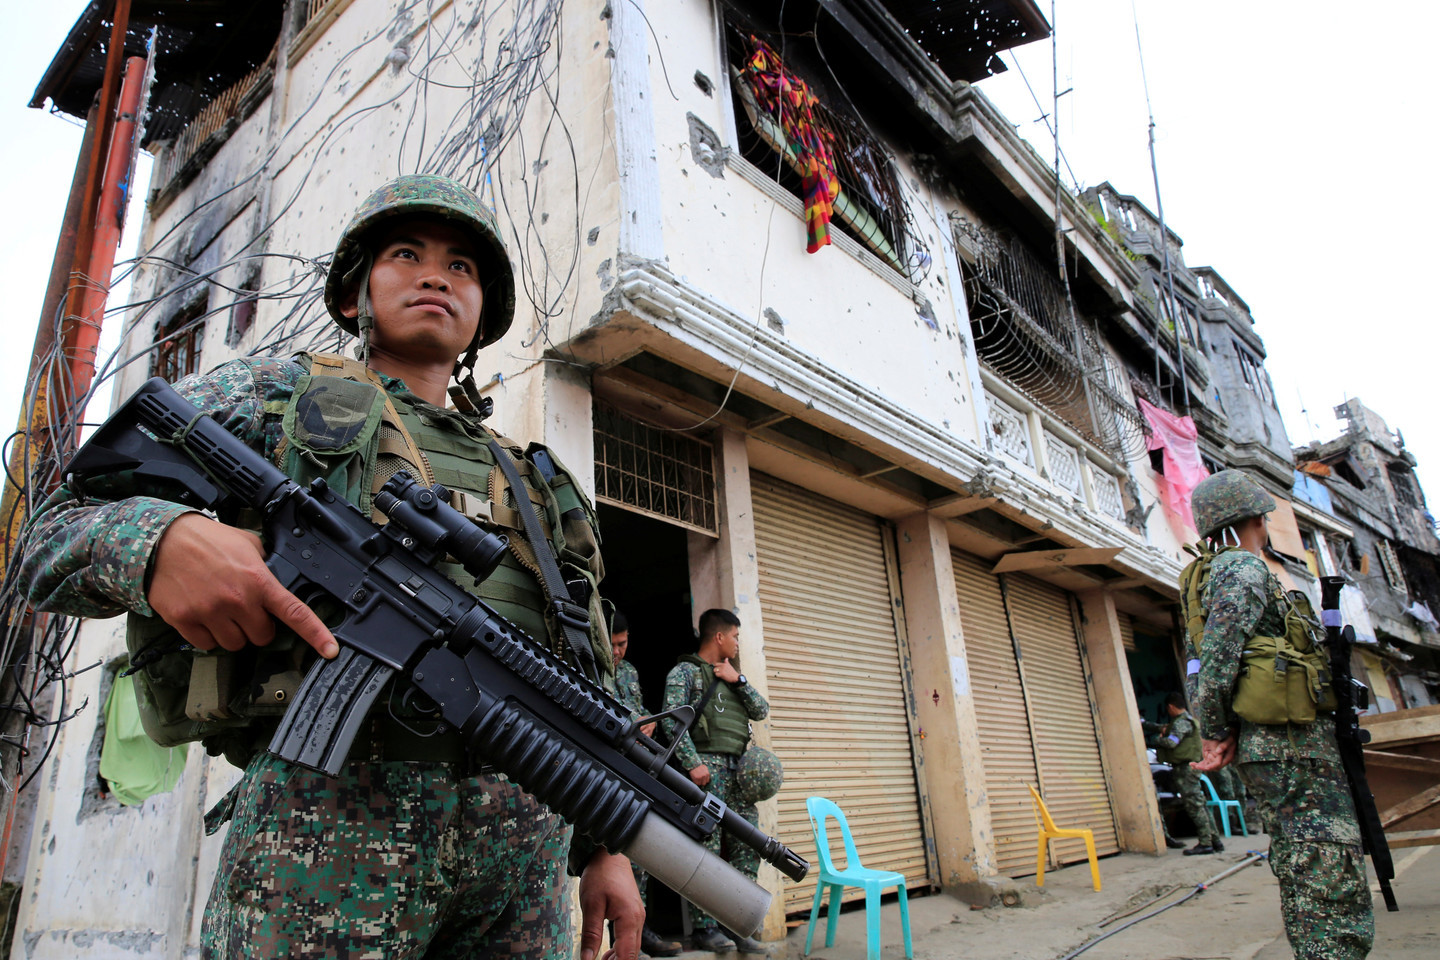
[{"left": 1294, "top": 400, "right": 1440, "bottom": 710}]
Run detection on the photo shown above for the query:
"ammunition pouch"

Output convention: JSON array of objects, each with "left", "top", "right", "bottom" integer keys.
[{"left": 1231, "top": 591, "right": 1338, "bottom": 725}]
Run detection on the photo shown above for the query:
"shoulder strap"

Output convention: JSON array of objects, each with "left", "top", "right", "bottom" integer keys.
[
  {"left": 693, "top": 673, "right": 722, "bottom": 717},
  {"left": 308, "top": 353, "right": 435, "bottom": 487},
  {"left": 486, "top": 436, "right": 599, "bottom": 681}
]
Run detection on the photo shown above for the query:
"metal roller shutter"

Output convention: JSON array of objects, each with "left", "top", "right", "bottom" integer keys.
[
  {"left": 751, "top": 473, "right": 931, "bottom": 911},
  {"left": 1119, "top": 612, "right": 1136, "bottom": 653},
  {"left": 950, "top": 550, "right": 1040, "bottom": 875},
  {"left": 1002, "top": 574, "right": 1120, "bottom": 861}
]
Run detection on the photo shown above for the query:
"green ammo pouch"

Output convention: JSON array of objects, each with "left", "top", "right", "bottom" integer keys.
[{"left": 1230, "top": 594, "right": 1338, "bottom": 725}]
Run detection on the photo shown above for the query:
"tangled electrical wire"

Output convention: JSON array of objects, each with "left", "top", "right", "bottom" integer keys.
[{"left": 0, "top": 0, "right": 595, "bottom": 798}]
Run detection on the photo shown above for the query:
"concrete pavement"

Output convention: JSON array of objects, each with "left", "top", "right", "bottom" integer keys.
[{"left": 675, "top": 835, "right": 1439, "bottom": 960}]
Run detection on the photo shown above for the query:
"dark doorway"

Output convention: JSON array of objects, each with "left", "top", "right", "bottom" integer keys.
[
  {"left": 596, "top": 503, "right": 697, "bottom": 713},
  {"left": 595, "top": 502, "right": 696, "bottom": 935}
]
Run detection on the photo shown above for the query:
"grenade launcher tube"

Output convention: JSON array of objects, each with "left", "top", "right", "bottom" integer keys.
[{"left": 69, "top": 378, "right": 807, "bottom": 937}]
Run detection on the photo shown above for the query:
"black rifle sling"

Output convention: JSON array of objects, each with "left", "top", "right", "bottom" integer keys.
[{"left": 486, "top": 438, "right": 599, "bottom": 681}]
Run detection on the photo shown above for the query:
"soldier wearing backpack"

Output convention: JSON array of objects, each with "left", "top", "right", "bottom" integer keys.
[
  {"left": 20, "top": 176, "right": 644, "bottom": 959},
  {"left": 1185, "top": 470, "right": 1373, "bottom": 960}
]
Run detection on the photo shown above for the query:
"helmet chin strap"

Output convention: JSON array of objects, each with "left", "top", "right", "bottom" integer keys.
[
  {"left": 448, "top": 324, "right": 492, "bottom": 419},
  {"left": 349, "top": 251, "right": 376, "bottom": 364}
]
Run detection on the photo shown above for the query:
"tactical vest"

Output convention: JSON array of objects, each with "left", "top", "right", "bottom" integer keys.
[
  {"left": 1178, "top": 543, "right": 1337, "bottom": 726},
  {"left": 124, "top": 354, "right": 612, "bottom": 762},
  {"left": 681, "top": 655, "right": 751, "bottom": 756},
  {"left": 1155, "top": 711, "right": 1202, "bottom": 764}
]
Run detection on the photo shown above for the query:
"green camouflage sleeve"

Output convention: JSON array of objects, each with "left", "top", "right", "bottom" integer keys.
[
  {"left": 737, "top": 679, "right": 769, "bottom": 721},
  {"left": 1195, "top": 552, "right": 1273, "bottom": 740},
  {"left": 614, "top": 659, "right": 644, "bottom": 718},
  {"left": 661, "top": 662, "right": 704, "bottom": 771},
  {"left": 18, "top": 358, "right": 301, "bottom": 619}
]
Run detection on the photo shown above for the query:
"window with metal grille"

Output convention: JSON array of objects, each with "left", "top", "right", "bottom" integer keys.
[
  {"left": 593, "top": 402, "right": 718, "bottom": 535},
  {"left": 153, "top": 294, "right": 208, "bottom": 382}
]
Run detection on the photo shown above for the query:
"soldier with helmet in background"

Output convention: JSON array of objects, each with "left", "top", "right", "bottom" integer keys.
[
  {"left": 20, "top": 176, "right": 643, "bottom": 959},
  {"left": 1186, "top": 470, "right": 1373, "bottom": 959}
]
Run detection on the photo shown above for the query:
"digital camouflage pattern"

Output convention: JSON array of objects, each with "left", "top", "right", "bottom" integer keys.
[
  {"left": 1173, "top": 763, "right": 1218, "bottom": 846},
  {"left": 1190, "top": 469, "right": 1277, "bottom": 540},
  {"left": 614, "top": 657, "right": 644, "bottom": 719},
  {"left": 324, "top": 175, "right": 516, "bottom": 350},
  {"left": 659, "top": 659, "right": 769, "bottom": 931},
  {"left": 679, "top": 752, "right": 762, "bottom": 933},
  {"left": 734, "top": 745, "right": 783, "bottom": 806},
  {"left": 1191, "top": 546, "right": 1372, "bottom": 959},
  {"left": 660, "top": 659, "right": 769, "bottom": 772},
  {"left": 1194, "top": 551, "right": 1339, "bottom": 763},
  {"left": 1143, "top": 712, "right": 1215, "bottom": 846},
  {"left": 203, "top": 754, "right": 572, "bottom": 959},
  {"left": 1241, "top": 759, "right": 1373, "bottom": 959},
  {"left": 21, "top": 354, "right": 611, "bottom": 955}
]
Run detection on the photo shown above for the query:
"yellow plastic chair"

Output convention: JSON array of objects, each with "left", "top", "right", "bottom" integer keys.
[{"left": 1028, "top": 784, "right": 1101, "bottom": 891}]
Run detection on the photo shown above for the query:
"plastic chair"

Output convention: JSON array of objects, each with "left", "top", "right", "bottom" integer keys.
[
  {"left": 1198, "top": 773, "right": 1248, "bottom": 837},
  {"left": 804, "top": 796, "right": 912, "bottom": 960},
  {"left": 1027, "top": 784, "right": 1101, "bottom": 891}
]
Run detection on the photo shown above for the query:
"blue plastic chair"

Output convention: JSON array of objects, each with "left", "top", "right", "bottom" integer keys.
[
  {"left": 1198, "top": 773, "right": 1247, "bottom": 837},
  {"left": 804, "top": 796, "right": 913, "bottom": 960}
]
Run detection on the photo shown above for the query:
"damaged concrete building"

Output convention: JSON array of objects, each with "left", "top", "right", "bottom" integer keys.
[
  {"left": 6, "top": 0, "right": 1401, "bottom": 956},
  {"left": 1293, "top": 401, "right": 1440, "bottom": 709}
]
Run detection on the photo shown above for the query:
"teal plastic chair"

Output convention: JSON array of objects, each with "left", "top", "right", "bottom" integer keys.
[
  {"left": 804, "top": 796, "right": 913, "bottom": 960},
  {"left": 1198, "top": 773, "right": 1247, "bottom": 837}
]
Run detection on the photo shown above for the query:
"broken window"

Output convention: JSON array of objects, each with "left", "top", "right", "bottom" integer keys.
[
  {"left": 1235, "top": 348, "right": 1274, "bottom": 407},
  {"left": 1389, "top": 463, "right": 1420, "bottom": 509},
  {"left": 593, "top": 401, "right": 718, "bottom": 536},
  {"left": 154, "top": 292, "right": 209, "bottom": 382},
  {"left": 226, "top": 268, "right": 262, "bottom": 347},
  {"left": 725, "top": 27, "right": 919, "bottom": 277}
]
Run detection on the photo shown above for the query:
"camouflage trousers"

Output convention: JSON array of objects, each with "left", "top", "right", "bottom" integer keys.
[
  {"left": 1173, "top": 762, "right": 1218, "bottom": 845},
  {"left": 1240, "top": 757, "right": 1374, "bottom": 960},
  {"left": 690, "top": 751, "right": 760, "bottom": 932},
  {"left": 201, "top": 753, "right": 573, "bottom": 959}
]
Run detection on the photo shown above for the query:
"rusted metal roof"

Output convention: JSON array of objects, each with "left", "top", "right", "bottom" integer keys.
[{"left": 30, "top": 0, "right": 283, "bottom": 145}]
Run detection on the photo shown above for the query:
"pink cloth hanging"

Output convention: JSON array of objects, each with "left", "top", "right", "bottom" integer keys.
[{"left": 1138, "top": 397, "right": 1208, "bottom": 532}]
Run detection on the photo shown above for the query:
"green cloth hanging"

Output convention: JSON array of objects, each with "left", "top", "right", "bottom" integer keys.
[{"left": 99, "top": 674, "right": 188, "bottom": 806}]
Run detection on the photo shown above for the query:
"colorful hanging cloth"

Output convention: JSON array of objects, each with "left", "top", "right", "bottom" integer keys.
[
  {"left": 742, "top": 38, "right": 841, "bottom": 253},
  {"left": 1138, "top": 397, "right": 1208, "bottom": 532}
]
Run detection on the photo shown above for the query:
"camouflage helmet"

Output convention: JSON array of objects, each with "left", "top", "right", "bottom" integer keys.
[
  {"left": 733, "top": 746, "right": 784, "bottom": 806},
  {"left": 323, "top": 175, "right": 516, "bottom": 359},
  {"left": 1191, "top": 469, "right": 1276, "bottom": 540}
]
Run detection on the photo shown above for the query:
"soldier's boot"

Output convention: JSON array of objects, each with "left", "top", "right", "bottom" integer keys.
[
  {"left": 1165, "top": 834, "right": 1186, "bottom": 849},
  {"left": 640, "top": 927, "right": 682, "bottom": 957},
  {"left": 1183, "top": 842, "right": 1217, "bottom": 856},
  {"left": 692, "top": 927, "right": 735, "bottom": 953},
  {"left": 720, "top": 926, "right": 773, "bottom": 956}
]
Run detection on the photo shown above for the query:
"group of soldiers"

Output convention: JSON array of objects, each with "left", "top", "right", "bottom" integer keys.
[{"left": 18, "top": 171, "right": 1377, "bottom": 960}]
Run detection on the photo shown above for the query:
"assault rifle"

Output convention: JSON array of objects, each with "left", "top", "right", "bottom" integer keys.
[
  {"left": 1319, "top": 576, "right": 1398, "bottom": 912},
  {"left": 65, "top": 377, "right": 808, "bottom": 935}
]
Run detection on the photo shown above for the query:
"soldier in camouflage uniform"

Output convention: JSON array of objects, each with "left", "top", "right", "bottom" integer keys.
[
  {"left": 21, "top": 176, "right": 644, "bottom": 959},
  {"left": 1188, "top": 470, "right": 1373, "bottom": 960},
  {"left": 661, "top": 609, "right": 770, "bottom": 955},
  {"left": 609, "top": 611, "right": 681, "bottom": 959},
  {"left": 1143, "top": 691, "right": 1222, "bottom": 855}
]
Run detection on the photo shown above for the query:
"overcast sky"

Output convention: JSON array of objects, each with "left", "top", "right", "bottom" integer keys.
[{"left": 2, "top": 1, "right": 1435, "bottom": 506}]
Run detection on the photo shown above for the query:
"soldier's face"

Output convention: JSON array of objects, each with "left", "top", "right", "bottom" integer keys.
[
  {"left": 611, "top": 630, "right": 629, "bottom": 662},
  {"left": 717, "top": 624, "right": 740, "bottom": 660},
  {"left": 351, "top": 217, "right": 484, "bottom": 365}
]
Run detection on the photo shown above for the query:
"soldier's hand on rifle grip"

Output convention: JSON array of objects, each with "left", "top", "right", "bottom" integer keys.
[
  {"left": 147, "top": 513, "right": 339, "bottom": 659},
  {"left": 1194, "top": 733, "right": 1237, "bottom": 772}
]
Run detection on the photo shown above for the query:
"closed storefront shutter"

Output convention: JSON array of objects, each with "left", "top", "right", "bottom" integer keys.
[
  {"left": 952, "top": 552, "right": 1120, "bottom": 875},
  {"left": 751, "top": 473, "right": 931, "bottom": 911},
  {"left": 1003, "top": 574, "right": 1119, "bottom": 860},
  {"left": 1119, "top": 612, "right": 1136, "bottom": 653},
  {"left": 951, "top": 550, "right": 1039, "bottom": 875}
]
